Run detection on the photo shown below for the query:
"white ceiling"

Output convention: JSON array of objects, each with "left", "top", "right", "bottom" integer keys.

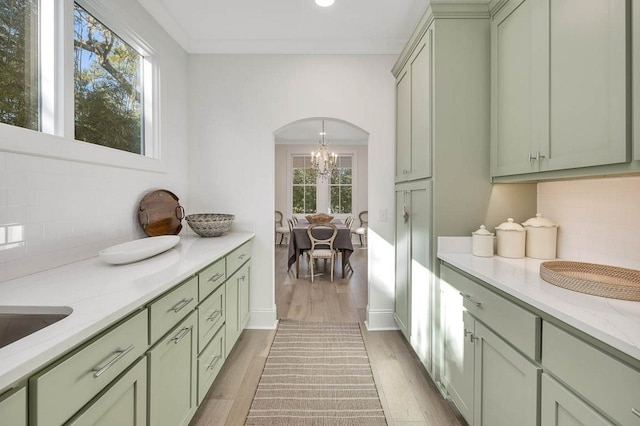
[
  {"left": 275, "top": 118, "right": 369, "bottom": 145},
  {"left": 137, "top": 0, "right": 431, "bottom": 54}
]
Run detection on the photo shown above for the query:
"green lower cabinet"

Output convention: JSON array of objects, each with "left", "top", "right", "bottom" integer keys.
[
  {"left": 226, "top": 261, "right": 250, "bottom": 357},
  {"left": 148, "top": 311, "right": 197, "bottom": 426},
  {"left": 0, "top": 386, "right": 27, "bottom": 426},
  {"left": 67, "top": 357, "right": 147, "bottom": 426},
  {"left": 197, "top": 325, "right": 226, "bottom": 405},
  {"left": 541, "top": 374, "right": 613, "bottom": 426},
  {"left": 473, "top": 320, "right": 540, "bottom": 426}
]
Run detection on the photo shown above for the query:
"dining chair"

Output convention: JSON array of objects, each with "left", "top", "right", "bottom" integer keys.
[
  {"left": 275, "top": 210, "right": 290, "bottom": 244},
  {"left": 353, "top": 210, "right": 368, "bottom": 246},
  {"left": 306, "top": 223, "right": 338, "bottom": 283}
]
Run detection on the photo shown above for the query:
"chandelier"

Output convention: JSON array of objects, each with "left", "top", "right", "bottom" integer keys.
[{"left": 311, "top": 120, "right": 338, "bottom": 181}]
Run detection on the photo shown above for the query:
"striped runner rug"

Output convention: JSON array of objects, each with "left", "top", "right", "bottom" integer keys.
[{"left": 245, "top": 320, "right": 387, "bottom": 425}]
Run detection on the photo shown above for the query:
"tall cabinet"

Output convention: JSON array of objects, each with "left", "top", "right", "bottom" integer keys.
[{"left": 393, "top": 3, "right": 508, "bottom": 377}]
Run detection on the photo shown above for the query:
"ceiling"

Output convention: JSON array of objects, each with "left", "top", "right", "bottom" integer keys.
[
  {"left": 137, "top": 0, "right": 431, "bottom": 54},
  {"left": 275, "top": 118, "right": 369, "bottom": 145}
]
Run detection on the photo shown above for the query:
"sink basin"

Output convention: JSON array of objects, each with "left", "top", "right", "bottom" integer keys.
[
  {"left": 540, "top": 260, "right": 640, "bottom": 301},
  {"left": 0, "top": 306, "right": 72, "bottom": 349},
  {"left": 99, "top": 235, "right": 181, "bottom": 265}
]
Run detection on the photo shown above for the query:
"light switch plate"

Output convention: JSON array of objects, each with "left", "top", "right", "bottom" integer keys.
[{"left": 379, "top": 208, "right": 387, "bottom": 222}]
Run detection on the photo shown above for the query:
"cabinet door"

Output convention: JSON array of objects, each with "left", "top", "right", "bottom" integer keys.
[
  {"left": 545, "top": 0, "right": 628, "bottom": 171},
  {"left": 394, "top": 188, "right": 410, "bottom": 337},
  {"left": 0, "top": 386, "right": 26, "bottom": 426},
  {"left": 409, "top": 31, "right": 432, "bottom": 181},
  {"left": 491, "top": 0, "right": 543, "bottom": 177},
  {"left": 148, "top": 311, "right": 197, "bottom": 426},
  {"left": 441, "top": 278, "right": 474, "bottom": 425},
  {"left": 225, "top": 267, "right": 240, "bottom": 357},
  {"left": 541, "top": 374, "right": 613, "bottom": 426},
  {"left": 395, "top": 66, "right": 412, "bottom": 182},
  {"left": 473, "top": 320, "right": 540, "bottom": 426},
  {"left": 239, "top": 262, "right": 250, "bottom": 330},
  {"left": 67, "top": 358, "right": 147, "bottom": 426}
]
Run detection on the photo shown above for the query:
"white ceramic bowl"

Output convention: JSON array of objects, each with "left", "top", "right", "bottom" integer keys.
[{"left": 186, "top": 213, "right": 235, "bottom": 237}]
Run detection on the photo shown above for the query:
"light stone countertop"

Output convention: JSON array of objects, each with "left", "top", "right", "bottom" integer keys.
[
  {"left": 438, "top": 237, "right": 640, "bottom": 363},
  {"left": 0, "top": 232, "right": 254, "bottom": 391}
]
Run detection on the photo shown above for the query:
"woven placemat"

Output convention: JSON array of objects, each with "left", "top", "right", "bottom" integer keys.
[{"left": 540, "top": 261, "right": 640, "bottom": 302}]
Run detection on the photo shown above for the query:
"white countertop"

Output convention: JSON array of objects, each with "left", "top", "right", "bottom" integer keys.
[
  {"left": 438, "top": 237, "right": 640, "bottom": 362},
  {"left": 0, "top": 232, "right": 254, "bottom": 391}
]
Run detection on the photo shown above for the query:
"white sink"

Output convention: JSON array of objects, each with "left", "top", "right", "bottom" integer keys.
[{"left": 99, "top": 235, "right": 181, "bottom": 265}]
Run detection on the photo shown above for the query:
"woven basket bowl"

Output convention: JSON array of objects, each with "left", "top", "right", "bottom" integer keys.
[
  {"left": 305, "top": 213, "right": 334, "bottom": 224},
  {"left": 186, "top": 213, "right": 234, "bottom": 237}
]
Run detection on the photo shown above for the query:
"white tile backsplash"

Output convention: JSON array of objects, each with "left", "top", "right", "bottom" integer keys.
[{"left": 537, "top": 175, "right": 640, "bottom": 269}]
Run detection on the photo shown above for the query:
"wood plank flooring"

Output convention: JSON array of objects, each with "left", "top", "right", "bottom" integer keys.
[{"left": 191, "top": 244, "right": 465, "bottom": 426}]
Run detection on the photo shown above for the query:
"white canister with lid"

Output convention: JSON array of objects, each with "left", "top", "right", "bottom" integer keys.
[
  {"left": 522, "top": 213, "right": 558, "bottom": 259},
  {"left": 495, "top": 218, "right": 525, "bottom": 258},
  {"left": 472, "top": 225, "right": 494, "bottom": 257}
]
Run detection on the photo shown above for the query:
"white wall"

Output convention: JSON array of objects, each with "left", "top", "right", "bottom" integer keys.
[
  {"left": 0, "top": 0, "right": 189, "bottom": 282},
  {"left": 187, "top": 54, "right": 397, "bottom": 329},
  {"left": 274, "top": 143, "right": 368, "bottom": 223},
  {"left": 537, "top": 175, "right": 640, "bottom": 270}
]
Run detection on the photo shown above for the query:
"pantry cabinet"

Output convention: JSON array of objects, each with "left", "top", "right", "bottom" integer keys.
[
  {"left": 490, "top": 0, "right": 629, "bottom": 179},
  {"left": 0, "top": 386, "right": 27, "bottom": 426}
]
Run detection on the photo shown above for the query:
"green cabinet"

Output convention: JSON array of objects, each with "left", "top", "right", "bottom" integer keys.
[
  {"left": 491, "top": 0, "right": 629, "bottom": 178},
  {"left": 541, "top": 374, "right": 613, "bottom": 426},
  {"left": 0, "top": 386, "right": 27, "bottom": 426},
  {"left": 225, "top": 261, "right": 250, "bottom": 357},
  {"left": 394, "top": 180, "right": 431, "bottom": 370},
  {"left": 395, "top": 29, "right": 432, "bottom": 183},
  {"left": 67, "top": 358, "right": 147, "bottom": 426},
  {"left": 148, "top": 310, "right": 197, "bottom": 426}
]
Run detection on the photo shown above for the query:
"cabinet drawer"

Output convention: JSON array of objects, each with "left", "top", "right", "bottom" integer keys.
[
  {"left": 542, "top": 321, "right": 640, "bottom": 425},
  {"left": 198, "top": 258, "right": 226, "bottom": 301},
  {"left": 440, "top": 264, "right": 540, "bottom": 360},
  {"left": 0, "top": 386, "right": 26, "bottom": 426},
  {"left": 30, "top": 309, "right": 148, "bottom": 426},
  {"left": 198, "top": 284, "right": 225, "bottom": 353},
  {"left": 197, "top": 325, "right": 225, "bottom": 405},
  {"left": 149, "top": 275, "right": 198, "bottom": 344},
  {"left": 226, "top": 240, "right": 252, "bottom": 276}
]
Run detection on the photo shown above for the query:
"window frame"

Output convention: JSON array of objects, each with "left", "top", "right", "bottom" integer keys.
[{"left": 0, "top": 0, "right": 164, "bottom": 173}]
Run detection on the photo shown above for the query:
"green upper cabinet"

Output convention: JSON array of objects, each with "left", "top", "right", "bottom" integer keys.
[
  {"left": 491, "top": 0, "right": 629, "bottom": 178},
  {"left": 395, "top": 29, "right": 432, "bottom": 183}
]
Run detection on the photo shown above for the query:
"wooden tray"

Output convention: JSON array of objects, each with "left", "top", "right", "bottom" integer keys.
[
  {"left": 540, "top": 260, "right": 640, "bottom": 302},
  {"left": 138, "top": 189, "right": 185, "bottom": 236}
]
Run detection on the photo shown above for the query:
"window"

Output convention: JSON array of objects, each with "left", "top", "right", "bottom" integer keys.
[
  {"left": 74, "top": 3, "right": 144, "bottom": 154},
  {"left": 292, "top": 155, "right": 317, "bottom": 214},
  {"left": 0, "top": 0, "right": 39, "bottom": 130},
  {"left": 329, "top": 156, "right": 352, "bottom": 214},
  {"left": 291, "top": 154, "right": 353, "bottom": 215}
]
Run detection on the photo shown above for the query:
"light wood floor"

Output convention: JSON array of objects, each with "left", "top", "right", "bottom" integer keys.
[{"left": 191, "top": 244, "right": 465, "bottom": 425}]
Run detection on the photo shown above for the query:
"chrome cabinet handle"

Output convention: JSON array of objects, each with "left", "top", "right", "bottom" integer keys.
[
  {"left": 528, "top": 152, "right": 546, "bottom": 162},
  {"left": 168, "top": 297, "right": 194, "bottom": 313},
  {"left": 207, "top": 355, "right": 222, "bottom": 371},
  {"left": 460, "top": 292, "right": 482, "bottom": 308},
  {"left": 208, "top": 272, "right": 224, "bottom": 283},
  {"left": 207, "top": 309, "right": 222, "bottom": 322},
  {"left": 464, "top": 329, "right": 477, "bottom": 343},
  {"left": 91, "top": 345, "right": 134, "bottom": 378},
  {"left": 171, "top": 326, "right": 193, "bottom": 344},
  {"left": 238, "top": 253, "right": 247, "bottom": 260},
  {"left": 240, "top": 274, "right": 247, "bottom": 282},
  {"left": 632, "top": 408, "right": 640, "bottom": 417}
]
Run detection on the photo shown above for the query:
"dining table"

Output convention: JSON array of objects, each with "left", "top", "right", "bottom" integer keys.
[{"left": 287, "top": 219, "right": 354, "bottom": 279}]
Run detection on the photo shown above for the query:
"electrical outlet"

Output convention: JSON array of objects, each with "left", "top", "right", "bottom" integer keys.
[{"left": 379, "top": 208, "right": 387, "bottom": 222}]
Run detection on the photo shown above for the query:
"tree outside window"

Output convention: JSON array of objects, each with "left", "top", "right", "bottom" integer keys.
[
  {"left": 74, "top": 3, "right": 143, "bottom": 154},
  {"left": 292, "top": 155, "right": 317, "bottom": 214},
  {"left": 330, "top": 155, "right": 352, "bottom": 214},
  {"left": 0, "top": 0, "right": 39, "bottom": 130}
]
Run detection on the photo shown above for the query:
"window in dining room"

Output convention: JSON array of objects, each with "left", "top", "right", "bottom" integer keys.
[
  {"left": 292, "top": 155, "right": 317, "bottom": 214},
  {"left": 329, "top": 155, "right": 352, "bottom": 214}
]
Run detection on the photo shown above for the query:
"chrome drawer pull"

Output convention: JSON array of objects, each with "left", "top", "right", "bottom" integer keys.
[
  {"left": 208, "top": 272, "right": 224, "bottom": 283},
  {"left": 171, "top": 326, "right": 193, "bottom": 344},
  {"left": 207, "top": 309, "right": 222, "bottom": 322},
  {"left": 91, "top": 344, "right": 134, "bottom": 378},
  {"left": 632, "top": 408, "right": 640, "bottom": 417},
  {"left": 459, "top": 292, "right": 482, "bottom": 308},
  {"left": 240, "top": 274, "right": 247, "bottom": 282},
  {"left": 207, "top": 355, "right": 222, "bottom": 371},
  {"left": 238, "top": 253, "right": 247, "bottom": 260},
  {"left": 168, "top": 297, "right": 194, "bottom": 313}
]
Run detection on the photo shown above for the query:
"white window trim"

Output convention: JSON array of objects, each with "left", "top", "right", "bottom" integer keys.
[{"left": 0, "top": 0, "right": 165, "bottom": 173}]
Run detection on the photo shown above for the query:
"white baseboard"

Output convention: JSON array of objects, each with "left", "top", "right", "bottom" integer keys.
[
  {"left": 246, "top": 308, "right": 278, "bottom": 329},
  {"left": 365, "top": 308, "right": 399, "bottom": 330}
]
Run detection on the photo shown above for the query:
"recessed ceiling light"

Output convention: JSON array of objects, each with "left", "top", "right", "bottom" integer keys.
[{"left": 315, "top": 0, "right": 335, "bottom": 7}]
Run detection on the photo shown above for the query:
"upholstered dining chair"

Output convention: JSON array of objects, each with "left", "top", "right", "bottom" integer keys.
[
  {"left": 275, "top": 210, "right": 290, "bottom": 244},
  {"left": 306, "top": 223, "right": 338, "bottom": 283},
  {"left": 353, "top": 210, "right": 368, "bottom": 246}
]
